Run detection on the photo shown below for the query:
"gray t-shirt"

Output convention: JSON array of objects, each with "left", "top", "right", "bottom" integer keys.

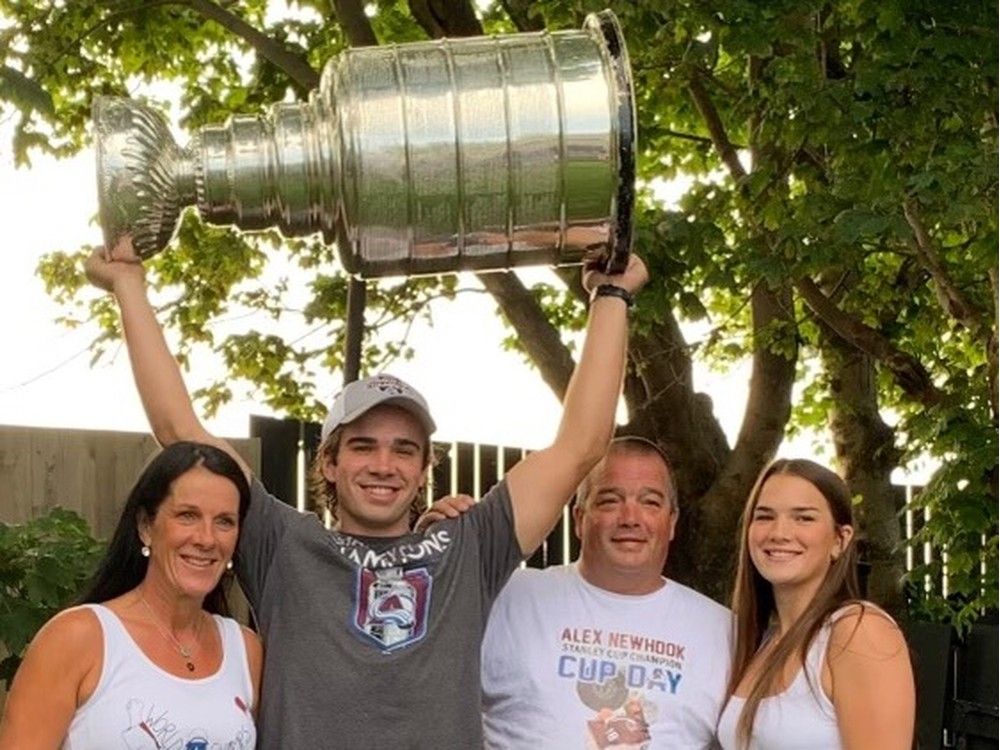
[{"left": 236, "top": 478, "right": 522, "bottom": 748}]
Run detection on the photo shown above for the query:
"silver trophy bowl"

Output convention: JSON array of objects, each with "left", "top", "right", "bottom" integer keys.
[{"left": 94, "top": 10, "right": 635, "bottom": 278}]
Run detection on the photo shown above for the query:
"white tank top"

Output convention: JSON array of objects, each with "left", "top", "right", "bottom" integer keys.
[
  {"left": 716, "top": 620, "right": 839, "bottom": 749},
  {"left": 62, "top": 604, "right": 256, "bottom": 750},
  {"left": 716, "top": 605, "right": 890, "bottom": 750}
]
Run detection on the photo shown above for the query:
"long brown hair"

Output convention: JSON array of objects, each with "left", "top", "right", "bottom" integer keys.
[
  {"left": 726, "top": 458, "right": 860, "bottom": 748},
  {"left": 80, "top": 442, "right": 250, "bottom": 616}
]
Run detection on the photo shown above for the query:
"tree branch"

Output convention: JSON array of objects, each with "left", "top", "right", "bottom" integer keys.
[
  {"left": 553, "top": 267, "right": 588, "bottom": 305},
  {"left": 903, "top": 200, "right": 996, "bottom": 418},
  {"left": 329, "top": 0, "right": 379, "bottom": 47},
  {"left": 408, "top": 0, "right": 483, "bottom": 38},
  {"left": 664, "top": 281, "right": 796, "bottom": 597},
  {"left": 796, "top": 275, "right": 944, "bottom": 407},
  {"left": 903, "top": 199, "right": 983, "bottom": 332},
  {"left": 661, "top": 128, "right": 720, "bottom": 147},
  {"left": 501, "top": 0, "right": 546, "bottom": 32},
  {"left": 729, "top": 284, "right": 797, "bottom": 461},
  {"left": 702, "top": 283, "right": 796, "bottom": 524},
  {"left": 990, "top": 266, "right": 999, "bottom": 317},
  {"left": 686, "top": 70, "right": 747, "bottom": 181},
  {"left": 185, "top": 0, "right": 320, "bottom": 90},
  {"left": 625, "top": 311, "right": 730, "bottom": 499},
  {"left": 989, "top": 266, "right": 999, "bottom": 423},
  {"left": 476, "top": 272, "right": 576, "bottom": 399},
  {"left": 818, "top": 318, "right": 906, "bottom": 614}
]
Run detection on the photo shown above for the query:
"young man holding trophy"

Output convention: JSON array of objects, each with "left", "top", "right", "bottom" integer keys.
[{"left": 85, "top": 238, "right": 646, "bottom": 746}]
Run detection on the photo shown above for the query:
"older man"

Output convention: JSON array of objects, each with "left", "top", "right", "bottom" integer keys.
[
  {"left": 86, "top": 239, "right": 647, "bottom": 748},
  {"left": 480, "top": 437, "right": 732, "bottom": 749}
]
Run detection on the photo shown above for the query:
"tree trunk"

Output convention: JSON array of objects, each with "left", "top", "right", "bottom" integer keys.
[
  {"left": 820, "top": 326, "right": 907, "bottom": 616},
  {"left": 684, "top": 283, "right": 796, "bottom": 601},
  {"left": 621, "top": 311, "right": 732, "bottom": 595},
  {"left": 618, "top": 282, "right": 796, "bottom": 602}
]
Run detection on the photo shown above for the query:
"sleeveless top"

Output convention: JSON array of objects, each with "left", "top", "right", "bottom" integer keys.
[
  {"left": 716, "top": 605, "right": 892, "bottom": 750},
  {"left": 62, "top": 604, "right": 256, "bottom": 750}
]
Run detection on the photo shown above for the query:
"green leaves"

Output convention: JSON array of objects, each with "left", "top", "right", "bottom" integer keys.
[
  {"left": 0, "top": 509, "right": 104, "bottom": 686},
  {"left": 0, "top": 65, "right": 53, "bottom": 116},
  {"left": 831, "top": 209, "right": 892, "bottom": 243}
]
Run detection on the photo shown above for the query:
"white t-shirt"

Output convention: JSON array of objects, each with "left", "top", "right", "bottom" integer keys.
[{"left": 482, "top": 563, "right": 733, "bottom": 749}]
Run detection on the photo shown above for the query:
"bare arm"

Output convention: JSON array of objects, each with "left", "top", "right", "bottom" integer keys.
[
  {"left": 506, "top": 254, "right": 648, "bottom": 555},
  {"left": 828, "top": 608, "right": 915, "bottom": 750},
  {"left": 84, "top": 241, "right": 250, "bottom": 479},
  {"left": 0, "top": 609, "right": 100, "bottom": 750},
  {"left": 240, "top": 626, "right": 264, "bottom": 717}
]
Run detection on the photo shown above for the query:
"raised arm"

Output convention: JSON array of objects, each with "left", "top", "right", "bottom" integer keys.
[
  {"left": 505, "top": 254, "right": 648, "bottom": 555},
  {"left": 84, "top": 239, "right": 250, "bottom": 479}
]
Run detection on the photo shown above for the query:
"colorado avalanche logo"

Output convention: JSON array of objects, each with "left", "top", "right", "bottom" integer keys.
[{"left": 354, "top": 566, "right": 431, "bottom": 651}]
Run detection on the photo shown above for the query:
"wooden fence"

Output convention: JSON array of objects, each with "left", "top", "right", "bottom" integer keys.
[{"left": 0, "top": 425, "right": 259, "bottom": 533}]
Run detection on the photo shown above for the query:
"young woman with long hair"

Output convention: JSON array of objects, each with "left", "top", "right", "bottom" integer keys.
[
  {"left": 716, "top": 459, "right": 914, "bottom": 749},
  {"left": 0, "top": 442, "right": 261, "bottom": 750}
]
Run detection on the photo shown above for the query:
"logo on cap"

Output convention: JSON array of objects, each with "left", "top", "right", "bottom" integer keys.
[{"left": 365, "top": 374, "right": 412, "bottom": 396}]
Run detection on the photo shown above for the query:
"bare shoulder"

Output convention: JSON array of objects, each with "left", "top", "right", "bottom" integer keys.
[
  {"left": 827, "top": 602, "right": 908, "bottom": 663},
  {"left": 239, "top": 624, "right": 262, "bottom": 653},
  {"left": 0, "top": 607, "right": 103, "bottom": 748},
  {"left": 14, "top": 606, "right": 102, "bottom": 691},
  {"left": 239, "top": 624, "right": 263, "bottom": 672},
  {"left": 32, "top": 606, "right": 102, "bottom": 652}
]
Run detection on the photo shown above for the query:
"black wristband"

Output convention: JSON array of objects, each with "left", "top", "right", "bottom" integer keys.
[{"left": 591, "top": 283, "right": 634, "bottom": 308}]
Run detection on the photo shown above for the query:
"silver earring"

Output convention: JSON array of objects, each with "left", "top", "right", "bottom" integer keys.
[
  {"left": 226, "top": 560, "right": 233, "bottom": 571},
  {"left": 141, "top": 545, "right": 151, "bottom": 558}
]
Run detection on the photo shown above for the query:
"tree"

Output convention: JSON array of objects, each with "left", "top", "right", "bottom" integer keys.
[{"left": 3, "top": 0, "right": 995, "bottom": 625}]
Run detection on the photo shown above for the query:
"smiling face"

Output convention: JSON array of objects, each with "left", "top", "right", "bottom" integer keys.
[
  {"left": 574, "top": 450, "right": 677, "bottom": 595},
  {"left": 320, "top": 404, "right": 427, "bottom": 537},
  {"left": 747, "top": 473, "right": 854, "bottom": 597},
  {"left": 139, "top": 464, "right": 241, "bottom": 602}
]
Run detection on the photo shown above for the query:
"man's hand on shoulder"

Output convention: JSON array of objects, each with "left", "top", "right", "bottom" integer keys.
[{"left": 413, "top": 494, "right": 476, "bottom": 533}]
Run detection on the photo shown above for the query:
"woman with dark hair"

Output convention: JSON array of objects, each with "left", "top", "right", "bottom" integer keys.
[
  {"left": 0, "top": 441, "right": 261, "bottom": 749},
  {"left": 716, "top": 459, "right": 914, "bottom": 750}
]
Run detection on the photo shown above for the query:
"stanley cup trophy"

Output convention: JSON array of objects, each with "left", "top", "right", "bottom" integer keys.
[{"left": 94, "top": 10, "right": 635, "bottom": 278}]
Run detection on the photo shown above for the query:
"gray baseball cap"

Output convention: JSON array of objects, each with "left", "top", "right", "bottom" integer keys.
[{"left": 320, "top": 374, "right": 436, "bottom": 442}]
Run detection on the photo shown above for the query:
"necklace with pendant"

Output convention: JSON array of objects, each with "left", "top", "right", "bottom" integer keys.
[{"left": 139, "top": 594, "right": 204, "bottom": 672}]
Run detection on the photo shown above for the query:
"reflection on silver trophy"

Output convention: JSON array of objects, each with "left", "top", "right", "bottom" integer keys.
[{"left": 93, "top": 10, "right": 635, "bottom": 278}]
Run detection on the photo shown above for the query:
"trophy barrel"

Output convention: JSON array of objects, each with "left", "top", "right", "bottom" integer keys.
[{"left": 322, "top": 8, "right": 635, "bottom": 277}]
